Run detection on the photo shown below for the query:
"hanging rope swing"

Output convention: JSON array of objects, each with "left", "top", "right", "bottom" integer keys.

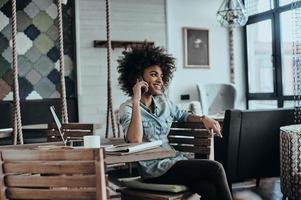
[
  {"left": 105, "top": 0, "right": 116, "bottom": 138},
  {"left": 9, "top": 0, "right": 68, "bottom": 145},
  {"left": 56, "top": 0, "right": 69, "bottom": 124},
  {"left": 11, "top": 0, "right": 23, "bottom": 145}
]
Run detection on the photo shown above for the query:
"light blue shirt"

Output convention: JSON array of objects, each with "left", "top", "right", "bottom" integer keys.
[{"left": 118, "top": 95, "right": 190, "bottom": 178}]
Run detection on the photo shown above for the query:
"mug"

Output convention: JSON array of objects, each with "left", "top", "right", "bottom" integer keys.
[{"left": 83, "top": 135, "right": 101, "bottom": 148}]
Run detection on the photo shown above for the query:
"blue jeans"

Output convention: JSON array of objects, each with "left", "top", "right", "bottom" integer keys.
[{"left": 144, "top": 159, "right": 233, "bottom": 200}]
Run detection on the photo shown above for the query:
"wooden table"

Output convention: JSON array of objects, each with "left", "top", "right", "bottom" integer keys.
[{"left": 0, "top": 141, "right": 176, "bottom": 165}]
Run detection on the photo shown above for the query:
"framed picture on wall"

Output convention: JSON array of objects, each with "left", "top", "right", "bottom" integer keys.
[{"left": 183, "top": 27, "right": 210, "bottom": 68}]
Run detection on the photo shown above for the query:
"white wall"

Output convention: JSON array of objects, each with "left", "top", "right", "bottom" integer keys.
[
  {"left": 166, "top": 0, "right": 246, "bottom": 110},
  {"left": 75, "top": 0, "right": 167, "bottom": 137},
  {"left": 75, "top": 0, "right": 246, "bottom": 137}
]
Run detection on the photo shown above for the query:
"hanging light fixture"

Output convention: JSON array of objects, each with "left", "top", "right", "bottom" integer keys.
[{"left": 217, "top": 0, "right": 248, "bottom": 28}]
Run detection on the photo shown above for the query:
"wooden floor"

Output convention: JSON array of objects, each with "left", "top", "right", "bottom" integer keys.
[
  {"left": 109, "top": 167, "right": 284, "bottom": 200},
  {"left": 232, "top": 178, "right": 283, "bottom": 200}
]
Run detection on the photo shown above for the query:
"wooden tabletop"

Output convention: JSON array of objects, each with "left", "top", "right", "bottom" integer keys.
[
  {"left": 0, "top": 142, "right": 176, "bottom": 165},
  {"left": 105, "top": 147, "right": 176, "bottom": 165}
]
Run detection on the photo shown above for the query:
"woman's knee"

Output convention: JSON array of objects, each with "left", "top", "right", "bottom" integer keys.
[{"left": 207, "top": 160, "right": 224, "bottom": 172}]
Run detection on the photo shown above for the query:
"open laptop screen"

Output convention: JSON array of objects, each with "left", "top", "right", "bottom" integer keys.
[{"left": 50, "top": 106, "right": 66, "bottom": 146}]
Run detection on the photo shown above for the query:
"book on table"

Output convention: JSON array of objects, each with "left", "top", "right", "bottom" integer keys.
[{"left": 105, "top": 140, "right": 163, "bottom": 155}]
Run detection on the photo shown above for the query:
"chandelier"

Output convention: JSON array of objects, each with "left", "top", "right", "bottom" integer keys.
[{"left": 216, "top": 0, "right": 248, "bottom": 28}]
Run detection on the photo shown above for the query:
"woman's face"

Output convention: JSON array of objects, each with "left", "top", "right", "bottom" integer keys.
[{"left": 142, "top": 65, "right": 164, "bottom": 96}]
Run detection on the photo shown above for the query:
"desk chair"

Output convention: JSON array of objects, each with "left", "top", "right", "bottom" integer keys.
[
  {"left": 0, "top": 148, "right": 107, "bottom": 200},
  {"left": 119, "top": 122, "right": 213, "bottom": 200}
]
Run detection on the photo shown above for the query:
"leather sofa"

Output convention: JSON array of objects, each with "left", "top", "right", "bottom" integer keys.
[{"left": 215, "top": 108, "right": 294, "bottom": 187}]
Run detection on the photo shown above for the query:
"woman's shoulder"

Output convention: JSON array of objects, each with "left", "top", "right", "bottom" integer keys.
[{"left": 119, "top": 98, "right": 133, "bottom": 110}]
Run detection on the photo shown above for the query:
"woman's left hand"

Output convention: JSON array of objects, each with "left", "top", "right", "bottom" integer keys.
[{"left": 202, "top": 116, "right": 222, "bottom": 138}]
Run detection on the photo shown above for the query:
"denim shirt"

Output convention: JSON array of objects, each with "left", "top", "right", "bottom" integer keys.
[{"left": 118, "top": 95, "right": 190, "bottom": 178}]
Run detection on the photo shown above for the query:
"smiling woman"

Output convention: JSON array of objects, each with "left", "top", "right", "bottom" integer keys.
[{"left": 116, "top": 44, "right": 232, "bottom": 200}]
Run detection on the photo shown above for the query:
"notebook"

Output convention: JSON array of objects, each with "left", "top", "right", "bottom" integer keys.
[
  {"left": 105, "top": 140, "right": 163, "bottom": 155},
  {"left": 50, "top": 106, "right": 67, "bottom": 146}
]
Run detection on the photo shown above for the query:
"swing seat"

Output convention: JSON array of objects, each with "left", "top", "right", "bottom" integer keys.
[
  {"left": 0, "top": 128, "right": 13, "bottom": 139},
  {"left": 47, "top": 123, "right": 95, "bottom": 145}
]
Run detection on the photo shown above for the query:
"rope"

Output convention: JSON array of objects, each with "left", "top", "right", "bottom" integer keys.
[
  {"left": 11, "top": 0, "right": 23, "bottom": 145},
  {"left": 228, "top": 27, "right": 235, "bottom": 84},
  {"left": 57, "top": 0, "right": 68, "bottom": 123},
  {"left": 105, "top": 0, "right": 116, "bottom": 138}
]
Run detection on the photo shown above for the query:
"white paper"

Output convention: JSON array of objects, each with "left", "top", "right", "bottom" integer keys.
[{"left": 105, "top": 140, "right": 163, "bottom": 154}]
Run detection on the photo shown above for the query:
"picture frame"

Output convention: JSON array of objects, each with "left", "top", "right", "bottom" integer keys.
[{"left": 183, "top": 27, "right": 210, "bottom": 68}]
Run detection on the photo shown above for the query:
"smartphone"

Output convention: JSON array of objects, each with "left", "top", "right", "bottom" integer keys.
[{"left": 138, "top": 76, "right": 146, "bottom": 94}]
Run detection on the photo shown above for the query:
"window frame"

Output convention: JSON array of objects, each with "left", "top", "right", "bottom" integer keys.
[{"left": 244, "top": 0, "right": 298, "bottom": 109}]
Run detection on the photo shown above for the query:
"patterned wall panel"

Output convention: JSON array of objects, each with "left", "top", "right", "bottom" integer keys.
[{"left": 0, "top": 0, "right": 75, "bottom": 100}]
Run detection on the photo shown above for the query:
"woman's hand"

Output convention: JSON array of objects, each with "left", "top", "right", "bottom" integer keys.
[
  {"left": 202, "top": 116, "right": 222, "bottom": 138},
  {"left": 132, "top": 79, "right": 149, "bottom": 102}
]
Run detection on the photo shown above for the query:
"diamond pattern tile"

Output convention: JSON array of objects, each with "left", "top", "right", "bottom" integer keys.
[
  {"left": 17, "top": 11, "right": 32, "bottom": 32},
  {"left": 33, "top": 33, "right": 53, "bottom": 54},
  {"left": 0, "top": 79, "right": 10, "bottom": 99},
  {"left": 3, "top": 91, "right": 13, "bottom": 101},
  {"left": 33, "top": 0, "right": 52, "bottom": 11},
  {"left": 0, "top": 56, "right": 10, "bottom": 76},
  {"left": 54, "top": 61, "right": 60, "bottom": 71},
  {"left": 16, "top": 32, "right": 33, "bottom": 54},
  {"left": 34, "top": 55, "right": 54, "bottom": 76},
  {"left": 25, "top": 46, "right": 42, "bottom": 63},
  {"left": 19, "top": 77, "right": 34, "bottom": 99},
  {"left": 26, "top": 90, "right": 42, "bottom": 100},
  {"left": 24, "top": 24, "right": 40, "bottom": 40},
  {"left": 0, "top": 11, "right": 9, "bottom": 31},
  {"left": 16, "top": 0, "right": 31, "bottom": 11},
  {"left": 46, "top": 3, "right": 57, "bottom": 19},
  {"left": 0, "top": 0, "right": 9, "bottom": 9},
  {"left": 33, "top": 11, "right": 53, "bottom": 32},
  {"left": 1, "top": 24, "right": 11, "bottom": 40},
  {"left": 0, "top": 0, "right": 75, "bottom": 100},
  {"left": 47, "top": 46, "right": 59, "bottom": 62},
  {"left": 49, "top": 90, "right": 60, "bottom": 98},
  {"left": 47, "top": 24, "right": 58, "bottom": 41},
  {"left": 24, "top": 1, "right": 40, "bottom": 19},
  {"left": 18, "top": 55, "right": 33, "bottom": 76},
  {"left": 0, "top": 1, "right": 11, "bottom": 18},
  {"left": 2, "top": 70, "right": 13, "bottom": 87},
  {"left": 2, "top": 47, "right": 12, "bottom": 63},
  {"left": 26, "top": 68, "right": 41, "bottom": 85},
  {"left": 0, "top": 33, "right": 9, "bottom": 54},
  {"left": 35, "top": 77, "right": 56, "bottom": 98},
  {"left": 47, "top": 69, "right": 59, "bottom": 84}
]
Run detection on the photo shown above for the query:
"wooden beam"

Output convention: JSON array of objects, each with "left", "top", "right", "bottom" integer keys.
[{"left": 93, "top": 40, "right": 154, "bottom": 49}]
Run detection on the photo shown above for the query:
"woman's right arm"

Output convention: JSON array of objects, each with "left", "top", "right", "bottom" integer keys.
[
  {"left": 126, "top": 80, "right": 148, "bottom": 143},
  {"left": 127, "top": 99, "right": 143, "bottom": 143}
]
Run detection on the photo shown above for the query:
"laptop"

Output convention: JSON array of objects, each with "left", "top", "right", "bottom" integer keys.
[{"left": 50, "top": 106, "right": 67, "bottom": 146}]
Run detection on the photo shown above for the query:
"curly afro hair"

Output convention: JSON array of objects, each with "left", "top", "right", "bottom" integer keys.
[{"left": 117, "top": 44, "right": 176, "bottom": 96}]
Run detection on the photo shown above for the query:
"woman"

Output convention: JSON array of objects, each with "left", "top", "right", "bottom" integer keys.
[{"left": 117, "top": 44, "right": 233, "bottom": 200}]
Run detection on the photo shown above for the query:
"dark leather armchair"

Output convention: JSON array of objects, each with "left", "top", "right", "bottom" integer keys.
[{"left": 215, "top": 108, "right": 294, "bottom": 187}]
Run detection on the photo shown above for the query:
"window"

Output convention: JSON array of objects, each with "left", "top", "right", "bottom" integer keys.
[{"left": 245, "top": 0, "right": 299, "bottom": 109}]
